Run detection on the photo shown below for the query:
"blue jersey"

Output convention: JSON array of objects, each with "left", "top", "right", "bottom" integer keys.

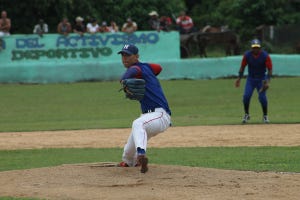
[
  {"left": 121, "top": 62, "right": 171, "bottom": 115},
  {"left": 242, "top": 50, "right": 272, "bottom": 79}
]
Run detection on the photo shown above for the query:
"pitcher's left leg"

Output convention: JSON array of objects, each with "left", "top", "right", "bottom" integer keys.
[{"left": 131, "top": 109, "right": 171, "bottom": 172}]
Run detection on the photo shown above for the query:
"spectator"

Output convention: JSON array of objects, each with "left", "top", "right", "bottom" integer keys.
[
  {"left": 57, "top": 17, "right": 72, "bottom": 36},
  {"left": 160, "top": 15, "right": 173, "bottom": 31},
  {"left": 98, "top": 21, "right": 110, "bottom": 33},
  {"left": 176, "top": 11, "right": 195, "bottom": 34},
  {"left": 0, "top": 10, "right": 11, "bottom": 36},
  {"left": 148, "top": 11, "right": 161, "bottom": 31},
  {"left": 121, "top": 17, "right": 137, "bottom": 33},
  {"left": 73, "top": 16, "right": 85, "bottom": 36},
  {"left": 108, "top": 21, "right": 119, "bottom": 33},
  {"left": 86, "top": 18, "right": 99, "bottom": 34},
  {"left": 33, "top": 19, "right": 48, "bottom": 37}
]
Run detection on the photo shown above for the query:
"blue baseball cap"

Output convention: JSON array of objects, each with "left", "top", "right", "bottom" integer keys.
[
  {"left": 118, "top": 44, "right": 139, "bottom": 55},
  {"left": 251, "top": 39, "right": 261, "bottom": 48}
]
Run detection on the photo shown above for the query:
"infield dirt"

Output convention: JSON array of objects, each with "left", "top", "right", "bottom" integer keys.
[{"left": 0, "top": 124, "right": 299, "bottom": 200}]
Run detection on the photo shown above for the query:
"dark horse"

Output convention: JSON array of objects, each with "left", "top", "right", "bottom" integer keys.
[{"left": 180, "top": 29, "right": 240, "bottom": 58}]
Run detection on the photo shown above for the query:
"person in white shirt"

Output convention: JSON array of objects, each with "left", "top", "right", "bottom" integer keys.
[
  {"left": 121, "top": 18, "right": 137, "bottom": 33},
  {"left": 86, "top": 18, "right": 99, "bottom": 34},
  {"left": 33, "top": 19, "right": 48, "bottom": 37}
]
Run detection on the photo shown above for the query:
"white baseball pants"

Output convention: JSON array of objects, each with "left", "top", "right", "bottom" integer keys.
[{"left": 122, "top": 108, "right": 171, "bottom": 166}]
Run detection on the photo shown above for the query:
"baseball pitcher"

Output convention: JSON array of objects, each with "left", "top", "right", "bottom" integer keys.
[{"left": 117, "top": 44, "right": 171, "bottom": 173}]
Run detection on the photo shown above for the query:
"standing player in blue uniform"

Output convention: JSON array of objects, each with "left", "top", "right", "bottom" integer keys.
[
  {"left": 235, "top": 39, "right": 273, "bottom": 123},
  {"left": 117, "top": 44, "right": 171, "bottom": 173}
]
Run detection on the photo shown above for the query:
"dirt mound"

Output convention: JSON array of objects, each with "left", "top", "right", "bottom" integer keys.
[
  {"left": 0, "top": 162, "right": 300, "bottom": 200},
  {"left": 0, "top": 124, "right": 300, "bottom": 200}
]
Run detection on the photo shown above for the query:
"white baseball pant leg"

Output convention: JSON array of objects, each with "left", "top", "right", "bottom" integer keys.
[{"left": 122, "top": 108, "right": 171, "bottom": 166}]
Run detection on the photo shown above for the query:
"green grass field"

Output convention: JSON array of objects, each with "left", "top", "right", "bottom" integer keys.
[
  {"left": 1, "top": 147, "right": 299, "bottom": 172},
  {"left": 0, "top": 77, "right": 299, "bottom": 132},
  {"left": 0, "top": 78, "right": 299, "bottom": 199}
]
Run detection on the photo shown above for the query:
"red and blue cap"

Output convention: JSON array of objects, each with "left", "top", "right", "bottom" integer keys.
[
  {"left": 251, "top": 39, "right": 261, "bottom": 48},
  {"left": 118, "top": 44, "right": 139, "bottom": 55}
]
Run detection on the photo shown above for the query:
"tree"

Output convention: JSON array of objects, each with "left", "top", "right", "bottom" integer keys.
[
  {"left": 0, "top": 0, "right": 186, "bottom": 34},
  {"left": 189, "top": 0, "right": 300, "bottom": 43}
]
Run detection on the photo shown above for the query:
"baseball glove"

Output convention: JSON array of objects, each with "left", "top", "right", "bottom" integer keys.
[
  {"left": 259, "top": 80, "right": 269, "bottom": 93},
  {"left": 120, "top": 78, "right": 146, "bottom": 100}
]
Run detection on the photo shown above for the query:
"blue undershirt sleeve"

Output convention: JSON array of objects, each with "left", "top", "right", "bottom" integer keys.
[{"left": 121, "top": 67, "right": 139, "bottom": 80}]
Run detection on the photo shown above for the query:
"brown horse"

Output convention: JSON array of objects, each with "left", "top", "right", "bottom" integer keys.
[
  {"left": 180, "top": 32, "right": 209, "bottom": 58},
  {"left": 180, "top": 34, "right": 191, "bottom": 58},
  {"left": 180, "top": 27, "right": 240, "bottom": 58},
  {"left": 201, "top": 25, "right": 230, "bottom": 33},
  {"left": 197, "top": 31, "right": 240, "bottom": 57}
]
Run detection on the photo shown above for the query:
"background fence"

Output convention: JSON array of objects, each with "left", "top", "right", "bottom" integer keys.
[
  {"left": 257, "top": 24, "right": 300, "bottom": 53},
  {"left": 0, "top": 31, "right": 300, "bottom": 83}
]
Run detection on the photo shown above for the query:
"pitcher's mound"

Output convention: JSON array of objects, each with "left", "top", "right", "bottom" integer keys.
[{"left": 0, "top": 162, "right": 299, "bottom": 200}]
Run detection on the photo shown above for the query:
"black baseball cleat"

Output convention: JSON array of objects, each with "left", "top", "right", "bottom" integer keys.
[
  {"left": 263, "top": 115, "right": 270, "bottom": 123},
  {"left": 242, "top": 114, "right": 250, "bottom": 123},
  {"left": 137, "top": 154, "right": 148, "bottom": 173}
]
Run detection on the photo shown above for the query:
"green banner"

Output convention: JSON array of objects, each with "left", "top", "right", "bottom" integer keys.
[
  {"left": 0, "top": 31, "right": 180, "bottom": 63},
  {"left": 0, "top": 32, "right": 299, "bottom": 83}
]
